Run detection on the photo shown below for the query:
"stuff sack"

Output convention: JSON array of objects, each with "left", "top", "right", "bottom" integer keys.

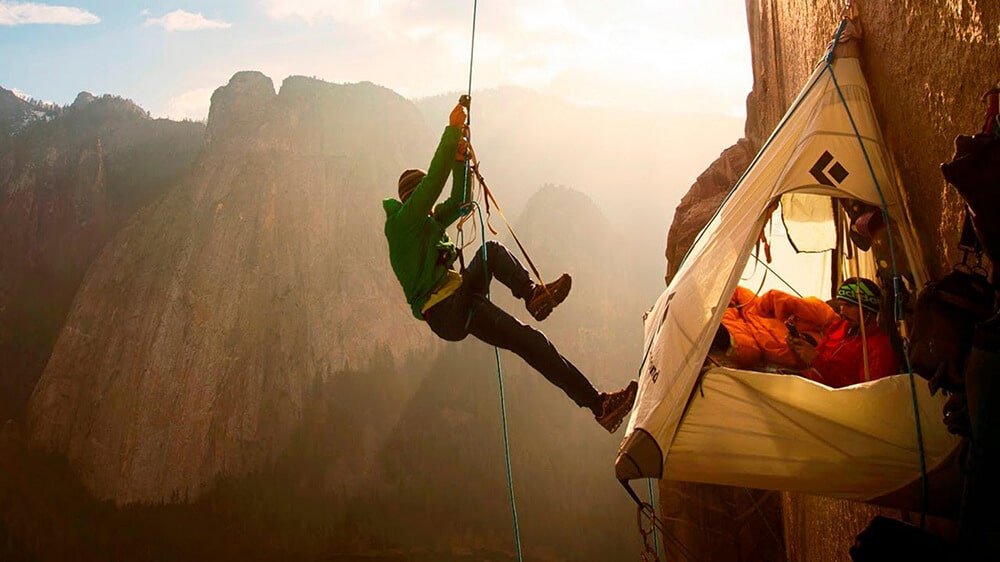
[
  {"left": 941, "top": 134, "right": 1000, "bottom": 265},
  {"left": 908, "top": 269, "right": 994, "bottom": 392}
]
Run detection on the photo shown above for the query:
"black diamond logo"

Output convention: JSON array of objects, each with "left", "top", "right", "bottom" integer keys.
[{"left": 810, "top": 151, "right": 850, "bottom": 186}]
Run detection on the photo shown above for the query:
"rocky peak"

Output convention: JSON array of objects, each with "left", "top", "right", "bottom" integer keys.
[
  {"left": 206, "top": 71, "right": 276, "bottom": 146},
  {"left": 72, "top": 91, "right": 96, "bottom": 108},
  {"left": 0, "top": 92, "right": 203, "bottom": 422},
  {"left": 515, "top": 184, "right": 614, "bottom": 267},
  {"left": 512, "top": 186, "right": 623, "bottom": 277},
  {"left": 27, "top": 72, "right": 432, "bottom": 504},
  {"left": 277, "top": 75, "right": 330, "bottom": 100},
  {"left": 73, "top": 95, "right": 148, "bottom": 125},
  {"left": 0, "top": 86, "right": 31, "bottom": 113},
  {"left": 508, "top": 184, "right": 661, "bottom": 386},
  {"left": 0, "top": 86, "right": 55, "bottom": 137}
]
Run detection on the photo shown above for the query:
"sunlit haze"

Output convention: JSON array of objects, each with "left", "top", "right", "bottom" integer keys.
[{"left": 1, "top": 0, "right": 753, "bottom": 121}]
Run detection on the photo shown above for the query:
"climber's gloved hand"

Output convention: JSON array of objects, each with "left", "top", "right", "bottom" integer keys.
[{"left": 449, "top": 103, "right": 466, "bottom": 129}]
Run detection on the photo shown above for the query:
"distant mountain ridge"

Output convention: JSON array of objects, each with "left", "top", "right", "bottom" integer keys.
[
  {"left": 26, "top": 71, "right": 436, "bottom": 503},
  {"left": 415, "top": 87, "right": 744, "bottom": 260},
  {"left": 3, "top": 75, "right": 671, "bottom": 560},
  {"left": 13, "top": 75, "right": 676, "bottom": 508},
  {"left": 0, "top": 90, "right": 203, "bottom": 421},
  {"left": 0, "top": 86, "right": 61, "bottom": 136},
  {"left": 377, "top": 183, "right": 651, "bottom": 560}
]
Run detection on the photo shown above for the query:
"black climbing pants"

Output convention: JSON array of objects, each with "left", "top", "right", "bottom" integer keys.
[{"left": 424, "top": 241, "right": 600, "bottom": 409}]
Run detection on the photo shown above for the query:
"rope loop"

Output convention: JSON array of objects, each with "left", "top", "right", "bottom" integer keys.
[{"left": 637, "top": 503, "right": 661, "bottom": 562}]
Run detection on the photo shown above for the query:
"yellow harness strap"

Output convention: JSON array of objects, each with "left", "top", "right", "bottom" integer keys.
[{"left": 421, "top": 270, "right": 464, "bottom": 314}]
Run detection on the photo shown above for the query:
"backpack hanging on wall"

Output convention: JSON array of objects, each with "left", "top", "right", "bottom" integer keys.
[{"left": 941, "top": 86, "right": 1000, "bottom": 269}]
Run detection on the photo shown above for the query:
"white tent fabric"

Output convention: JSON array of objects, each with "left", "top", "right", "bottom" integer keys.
[
  {"left": 665, "top": 368, "right": 957, "bottom": 500},
  {"left": 781, "top": 193, "right": 837, "bottom": 252},
  {"left": 615, "top": 35, "right": 954, "bottom": 500},
  {"left": 739, "top": 202, "right": 837, "bottom": 300}
]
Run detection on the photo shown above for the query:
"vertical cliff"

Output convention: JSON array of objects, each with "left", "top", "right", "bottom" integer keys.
[
  {"left": 0, "top": 95, "right": 203, "bottom": 421},
  {"left": 662, "top": 1, "right": 999, "bottom": 558},
  {"left": 26, "top": 73, "right": 435, "bottom": 503},
  {"left": 747, "top": 2, "right": 998, "bottom": 558}
]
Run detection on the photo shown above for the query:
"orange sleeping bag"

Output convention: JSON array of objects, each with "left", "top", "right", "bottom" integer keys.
[{"left": 721, "top": 286, "right": 837, "bottom": 369}]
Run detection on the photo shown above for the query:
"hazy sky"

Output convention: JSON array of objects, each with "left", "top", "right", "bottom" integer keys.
[{"left": 1, "top": 0, "right": 753, "bottom": 120}]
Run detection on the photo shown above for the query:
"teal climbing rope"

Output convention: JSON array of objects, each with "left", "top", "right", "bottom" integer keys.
[
  {"left": 645, "top": 479, "right": 661, "bottom": 559},
  {"left": 462, "top": 1, "right": 525, "bottom": 560},
  {"left": 825, "top": 18, "right": 929, "bottom": 527},
  {"left": 466, "top": 0, "right": 478, "bottom": 102},
  {"left": 473, "top": 202, "right": 524, "bottom": 561}
]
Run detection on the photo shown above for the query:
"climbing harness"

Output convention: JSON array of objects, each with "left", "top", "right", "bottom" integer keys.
[
  {"left": 459, "top": 142, "right": 551, "bottom": 296},
  {"left": 637, "top": 497, "right": 661, "bottom": 562}
]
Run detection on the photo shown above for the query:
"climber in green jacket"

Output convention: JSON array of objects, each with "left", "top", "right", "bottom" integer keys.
[{"left": 382, "top": 102, "right": 637, "bottom": 433}]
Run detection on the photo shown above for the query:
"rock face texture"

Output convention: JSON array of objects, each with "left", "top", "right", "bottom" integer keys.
[
  {"left": 0, "top": 95, "right": 203, "bottom": 420},
  {"left": 667, "top": 2, "right": 1000, "bottom": 282},
  {"left": 664, "top": 138, "right": 756, "bottom": 282},
  {"left": 0, "top": 87, "right": 33, "bottom": 136},
  {"left": 0, "top": 87, "right": 62, "bottom": 136},
  {"left": 746, "top": 3, "right": 999, "bottom": 557},
  {"left": 27, "top": 72, "right": 434, "bottom": 503},
  {"left": 744, "top": 0, "right": 1000, "bottom": 279},
  {"left": 661, "top": 1, "right": 999, "bottom": 559}
]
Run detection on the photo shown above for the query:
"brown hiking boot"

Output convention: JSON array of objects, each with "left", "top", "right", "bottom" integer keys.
[
  {"left": 595, "top": 380, "right": 638, "bottom": 433},
  {"left": 525, "top": 273, "right": 572, "bottom": 321}
]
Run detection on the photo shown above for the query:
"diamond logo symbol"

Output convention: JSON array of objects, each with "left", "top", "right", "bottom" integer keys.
[{"left": 809, "top": 151, "right": 850, "bottom": 186}]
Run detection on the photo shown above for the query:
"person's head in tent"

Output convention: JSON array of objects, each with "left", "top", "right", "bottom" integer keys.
[
  {"left": 834, "top": 277, "right": 882, "bottom": 330},
  {"left": 791, "top": 275, "right": 899, "bottom": 387}
]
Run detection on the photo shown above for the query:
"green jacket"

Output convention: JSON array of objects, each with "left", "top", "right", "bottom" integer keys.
[{"left": 383, "top": 126, "right": 471, "bottom": 319}]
